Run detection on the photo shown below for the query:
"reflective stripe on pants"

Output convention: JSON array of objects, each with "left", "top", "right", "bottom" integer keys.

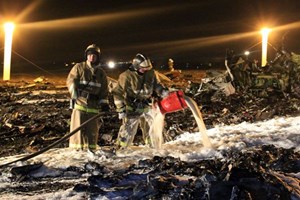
[
  {"left": 75, "top": 104, "right": 99, "bottom": 114},
  {"left": 117, "top": 111, "right": 152, "bottom": 148},
  {"left": 69, "top": 109, "right": 100, "bottom": 150}
]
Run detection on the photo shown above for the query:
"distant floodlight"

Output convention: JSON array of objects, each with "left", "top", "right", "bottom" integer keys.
[
  {"left": 244, "top": 51, "right": 250, "bottom": 56},
  {"left": 3, "top": 22, "right": 15, "bottom": 81},
  {"left": 261, "top": 28, "right": 271, "bottom": 67},
  {"left": 108, "top": 61, "right": 115, "bottom": 69}
]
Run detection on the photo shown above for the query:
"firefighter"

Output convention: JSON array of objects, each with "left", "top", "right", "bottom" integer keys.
[
  {"left": 112, "top": 53, "right": 169, "bottom": 149},
  {"left": 66, "top": 44, "right": 109, "bottom": 151},
  {"left": 168, "top": 58, "right": 175, "bottom": 72},
  {"left": 164, "top": 58, "right": 182, "bottom": 80}
]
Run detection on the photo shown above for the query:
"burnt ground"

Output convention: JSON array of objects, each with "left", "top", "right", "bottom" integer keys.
[{"left": 0, "top": 74, "right": 299, "bottom": 199}]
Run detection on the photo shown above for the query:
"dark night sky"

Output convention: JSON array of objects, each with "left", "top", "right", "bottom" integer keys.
[{"left": 1, "top": 0, "right": 300, "bottom": 74}]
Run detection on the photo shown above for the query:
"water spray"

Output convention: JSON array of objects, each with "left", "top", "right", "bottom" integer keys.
[{"left": 156, "top": 90, "right": 213, "bottom": 148}]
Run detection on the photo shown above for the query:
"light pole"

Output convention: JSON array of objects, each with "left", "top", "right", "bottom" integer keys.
[
  {"left": 3, "top": 22, "right": 15, "bottom": 81},
  {"left": 244, "top": 50, "right": 250, "bottom": 60},
  {"left": 261, "top": 28, "right": 270, "bottom": 67}
]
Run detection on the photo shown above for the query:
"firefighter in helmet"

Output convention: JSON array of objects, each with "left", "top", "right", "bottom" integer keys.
[
  {"left": 66, "top": 44, "right": 109, "bottom": 151},
  {"left": 164, "top": 58, "right": 182, "bottom": 80},
  {"left": 168, "top": 58, "right": 175, "bottom": 72},
  {"left": 112, "top": 53, "right": 169, "bottom": 149}
]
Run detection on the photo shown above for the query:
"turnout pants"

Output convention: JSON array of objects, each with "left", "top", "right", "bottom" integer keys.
[
  {"left": 69, "top": 109, "right": 100, "bottom": 150},
  {"left": 117, "top": 111, "right": 153, "bottom": 148}
]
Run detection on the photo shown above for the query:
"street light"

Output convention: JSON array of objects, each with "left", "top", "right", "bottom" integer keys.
[
  {"left": 3, "top": 22, "right": 15, "bottom": 81},
  {"left": 261, "top": 28, "right": 271, "bottom": 67},
  {"left": 107, "top": 61, "right": 115, "bottom": 69},
  {"left": 244, "top": 51, "right": 250, "bottom": 60}
]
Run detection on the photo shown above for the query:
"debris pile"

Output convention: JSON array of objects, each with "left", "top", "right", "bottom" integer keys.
[
  {"left": 4, "top": 145, "right": 299, "bottom": 199},
  {"left": 76, "top": 145, "right": 298, "bottom": 199},
  {"left": 0, "top": 79, "right": 71, "bottom": 156},
  {"left": 0, "top": 76, "right": 299, "bottom": 198},
  {"left": 0, "top": 76, "right": 300, "bottom": 154}
]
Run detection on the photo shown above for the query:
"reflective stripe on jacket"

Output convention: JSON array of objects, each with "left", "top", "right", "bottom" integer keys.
[
  {"left": 66, "top": 61, "right": 109, "bottom": 109},
  {"left": 112, "top": 69, "right": 165, "bottom": 113},
  {"left": 74, "top": 103, "right": 99, "bottom": 114}
]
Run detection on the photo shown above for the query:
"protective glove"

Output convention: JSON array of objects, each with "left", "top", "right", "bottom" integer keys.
[
  {"left": 161, "top": 89, "right": 169, "bottom": 98},
  {"left": 118, "top": 112, "right": 126, "bottom": 120},
  {"left": 100, "top": 103, "right": 110, "bottom": 112}
]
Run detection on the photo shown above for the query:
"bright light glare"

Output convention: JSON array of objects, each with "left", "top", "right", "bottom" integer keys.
[
  {"left": 108, "top": 61, "right": 115, "bottom": 69},
  {"left": 244, "top": 51, "right": 250, "bottom": 56},
  {"left": 261, "top": 28, "right": 271, "bottom": 67},
  {"left": 3, "top": 22, "right": 15, "bottom": 81}
]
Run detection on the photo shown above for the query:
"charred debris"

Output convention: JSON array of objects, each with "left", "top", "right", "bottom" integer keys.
[
  {"left": 0, "top": 70, "right": 299, "bottom": 156},
  {"left": 2, "top": 145, "right": 298, "bottom": 199},
  {"left": 0, "top": 50, "right": 300, "bottom": 198}
]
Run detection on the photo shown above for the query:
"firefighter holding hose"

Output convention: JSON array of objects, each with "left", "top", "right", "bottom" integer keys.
[
  {"left": 112, "top": 53, "right": 169, "bottom": 149},
  {"left": 66, "top": 44, "right": 109, "bottom": 151}
]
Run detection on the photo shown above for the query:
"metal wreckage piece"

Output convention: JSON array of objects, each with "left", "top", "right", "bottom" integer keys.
[
  {"left": 225, "top": 49, "right": 300, "bottom": 96},
  {"left": 181, "top": 50, "right": 300, "bottom": 98}
]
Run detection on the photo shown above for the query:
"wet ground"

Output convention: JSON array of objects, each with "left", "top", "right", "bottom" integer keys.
[{"left": 0, "top": 74, "right": 299, "bottom": 199}]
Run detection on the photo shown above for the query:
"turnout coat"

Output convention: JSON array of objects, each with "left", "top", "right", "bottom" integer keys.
[
  {"left": 112, "top": 68, "right": 166, "bottom": 147},
  {"left": 66, "top": 61, "right": 108, "bottom": 150}
]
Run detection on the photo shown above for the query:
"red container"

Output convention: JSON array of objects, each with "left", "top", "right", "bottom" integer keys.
[{"left": 158, "top": 90, "right": 188, "bottom": 114}]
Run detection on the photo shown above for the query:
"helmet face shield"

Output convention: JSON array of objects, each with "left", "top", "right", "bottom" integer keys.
[
  {"left": 138, "top": 58, "right": 152, "bottom": 69},
  {"left": 132, "top": 53, "right": 152, "bottom": 71}
]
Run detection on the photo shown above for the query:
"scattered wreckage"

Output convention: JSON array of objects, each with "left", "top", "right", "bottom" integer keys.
[
  {"left": 225, "top": 48, "right": 300, "bottom": 97},
  {"left": 1, "top": 47, "right": 300, "bottom": 199},
  {"left": 1, "top": 65, "right": 300, "bottom": 157},
  {"left": 158, "top": 49, "right": 300, "bottom": 101},
  {"left": 3, "top": 145, "right": 299, "bottom": 199},
  {"left": 0, "top": 73, "right": 300, "bottom": 198}
]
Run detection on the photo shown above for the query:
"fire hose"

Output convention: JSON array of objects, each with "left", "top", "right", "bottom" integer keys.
[
  {"left": 0, "top": 90, "right": 189, "bottom": 168},
  {"left": 0, "top": 111, "right": 113, "bottom": 168}
]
